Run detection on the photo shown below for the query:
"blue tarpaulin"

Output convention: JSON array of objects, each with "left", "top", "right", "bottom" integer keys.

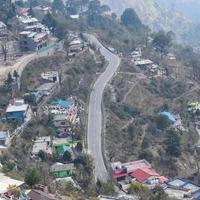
[
  {"left": 160, "top": 111, "right": 176, "bottom": 122},
  {"left": 51, "top": 98, "right": 73, "bottom": 109}
]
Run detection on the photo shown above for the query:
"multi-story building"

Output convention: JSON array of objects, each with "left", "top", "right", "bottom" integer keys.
[{"left": 19, "top": 31, "right": 48, "bottom": 51}]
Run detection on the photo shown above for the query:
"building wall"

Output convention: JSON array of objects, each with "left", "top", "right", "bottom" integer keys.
[
  {"left": 54, "top": 170, "right": 71, "bottom": 178},
  {"left": 6, "top": 111, "right": 25, "bottom": 123}
]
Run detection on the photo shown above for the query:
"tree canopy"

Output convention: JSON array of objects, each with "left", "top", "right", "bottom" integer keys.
[
  {"left": 121, "top": 8, "right": 142, "bottom": 30},
  {"left": 165, "top": 130, "right": 181, "bottom": 157},
  {"left": 24, "top": 168, "right": 41, "bottom": 188},
  {"left": 152, "top": 31, "right": 173, "bottom": 55}
]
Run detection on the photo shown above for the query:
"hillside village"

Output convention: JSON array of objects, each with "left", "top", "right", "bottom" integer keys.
[{"left": 0, "top": 0, "right": 200, "bottom": 200}]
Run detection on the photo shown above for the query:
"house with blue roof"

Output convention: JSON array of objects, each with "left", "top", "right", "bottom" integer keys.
[
  {"left": 51, "top": 98, "right": 73, "bottom": 109},
  {"left": 165, "top": 177, "right": 200, "bottom": 200},
  {"left": 6, "top": 99, "right": 31, "bottom": 124}
]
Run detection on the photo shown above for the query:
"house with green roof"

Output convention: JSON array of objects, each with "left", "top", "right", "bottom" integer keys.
[{"left": 50, "top": 162, "right": 74, "bottom": 178}]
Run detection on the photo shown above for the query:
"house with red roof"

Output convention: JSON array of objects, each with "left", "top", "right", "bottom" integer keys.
[
  {"left": 130, "top": 168, "right": 168, "bottom": 185},
  {"left": 112, "top": 160, "right": 152, "bottom": 182}
]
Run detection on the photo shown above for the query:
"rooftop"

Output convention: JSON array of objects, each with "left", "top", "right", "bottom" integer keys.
[
  {"left": 70, "top": 38, "right": 83, "bottom": 46},
  {"left": 70, "top": 15, "right": 79, "bottom": 19},
  {"left": 122, "top": 159, "right": 151, "bottom": 173},
  {"left": 19, "top": 16, "right": 38, "bottom": 24},
  {"left": 0, "top": 21, "right": 6, "bottom": 28},
  {"left": 32, "top": 136, "right": 52, "bottom": 155},
  {"left": 0, "top": 173, "right": 24, "bottom": 193},
  {"left": 130, "top": 168, "right": 159, "bottom": 183},
  {"left": 51, "top": 98, "right": 73, "bottom": 109},
  {"left": 135, "top": 59, "right": 153, "bottom": 66},
  {"left": 37, "top": 83, "right": 56, "bottom": 92},
  {"left": 28, "top": 190, "right": 56, "bottom": 200},
  {"left": 53, "top": 114, "right": 66, "bottom": 121},
  {"left": 50, "top": 162, "right": 74, "bottom": 172},
  {"left": 6, "top": 99, "right": 28, "bottom": 113}
]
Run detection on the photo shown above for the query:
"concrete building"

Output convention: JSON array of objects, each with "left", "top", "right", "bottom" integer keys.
[
  {"left": 18, "top": 16, "right": 39, "bottom": 28},
  {"left": 41, "top": 71, "right": 59, "bottom": 83},
  {"left": 6, "top": 99, "right": 31, "bottom": 123},
  {"left": 50, "top": 162, "right": 74, "bottom": 178},
  {"left": 19, "top": 31, "right": 48, "bottom": 51},
  {"left": 0, "top": 22, "right": 7, "bottom": 37},
  {"left": 31, "top": 136, "right": 53, "bottom": 158},
  {"left": 0, "top": 173, "right": 24, "bottom": 194},
  {"left": 69, "top": 38, "right": 84, "bottom": 53},
  {"left": 36, "top": 82, "right": 58, "bottom": 96},
  {"left": 53, "top": 114, "right": 69, "bottom": 128}
]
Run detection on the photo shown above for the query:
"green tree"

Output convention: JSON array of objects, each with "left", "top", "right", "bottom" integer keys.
[
  {"left": 74, "top": 153, "right": 93, "bottom": 175},
  {"left": 75, "top": 142, "right": 83, "bottom": 152},
  {"left": 63, "top": 35, "right": 71, "bottom": 60},
  {"left": 127, "top": 182, "right": 148, "bottom": 194},
  {"left": 165, "top": 130, "right": 181, "bottom": 157},
  {"left": 52, "top": 0, "right": 64, "bottom": 12},
  {"left": 0, "top": 0, "right": 15, "bottom": 22},
  {"left": 42, "top": 12, "right": 57, "bottom": 30},
  {"left": 2, "top": 161, "right": 15, "bottom": 173},
  {"left": 24, "top": 168, "right": 41, "bottom": 188},
  {"left": 121, "top": 8, "right": 142, "bottom": 30},
  {"left": 156, "top": 115, "right": 170, "bottom": 130},
  {"left": 63, "top": 150, "right": 72, "bottom": 162},
  {"left": 4, "top": 72, "right": 13, "bottom": 90},
  {"left": 38, "top": 150, "right": 48, "bottom": 161},
  {"left": 152, "top": 31, "right": 173, "bottom": 56},
  {"left": 139, "top": 149, "right": 154, "bottom": 162},
  {"left": 150, "top": 185, "right": 169, "bottom": 200},
  {"left": 97, "top": 181, "right": 116, "bottom": 196},
  {"left": 13, "top": 70, "right": 19, "bottom": 79}
]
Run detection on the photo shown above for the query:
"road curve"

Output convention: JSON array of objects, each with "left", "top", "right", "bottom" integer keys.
[{"left": 86, "top": 34, "right": 121, "bottom": 182}]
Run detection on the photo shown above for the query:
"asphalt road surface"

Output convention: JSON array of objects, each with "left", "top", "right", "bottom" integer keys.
[{"left": 86, "top": 34, "right": 121, "bottom": 182}]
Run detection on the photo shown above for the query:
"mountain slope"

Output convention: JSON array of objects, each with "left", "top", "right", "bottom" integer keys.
[
  {"left": 156, "top": 0, "right": 200, "bottom": 23},
  {"left": 100, "top": 0, "right": 200, "bottom": 46}
]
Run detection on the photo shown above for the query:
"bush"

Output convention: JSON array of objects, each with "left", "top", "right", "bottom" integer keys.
[
  {"left": 2, "top": 161, "right": 15, "bottom": 173},
  {"left": 156, "top": 115, "right": 170, "bottom": 130},
  {"left": 127, "top": 182, "right": 148, "bottom": 194},
  {"left": 63, "top": 150, "right": 72, "bottom": 162},
  {"left": 139, "top": 150, "right": 154, "bottom": 162},
  {"left": 165, "top": 130, "right": 181, "bottom": 157},
  {"left": 97, "top": 181, "right": 116, "bottom": 196},
  {"left": 24, "top": 168, "right": 41, "bottom": 188}
]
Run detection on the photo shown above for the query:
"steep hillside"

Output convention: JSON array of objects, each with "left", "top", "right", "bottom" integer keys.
[
  {"left": 156, "top": 0, "right": 200, "bottom": 22},
  {"left": 100, "top": 0, "right": 200, "bottom": 47}
]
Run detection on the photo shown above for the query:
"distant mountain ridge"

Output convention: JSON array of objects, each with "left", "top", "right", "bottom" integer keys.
[{"left": 100, "top": 0, "right": 200, "bottom": 47}]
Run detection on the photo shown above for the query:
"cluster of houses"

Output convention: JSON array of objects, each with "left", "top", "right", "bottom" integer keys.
[
  {"left": 18, "top": 15, "right": 50, "bottom": 52},
  {"left": 0, "top": 175, "right": 58, "bottom": 200},
  {"left": 112, "top": 159, "right": 168, "bottom": 191},
  {"left": 0, "top": 98, "right": 33, "bottom": 154},
  {"left": 112, "top": 159, "right": 200, "bottom": 199},
  {"left": 131, "top": 48, "right": 166, "bottom": 79},
  {"left": 0, "top": 7, "right": 53, "bottom": 62}
]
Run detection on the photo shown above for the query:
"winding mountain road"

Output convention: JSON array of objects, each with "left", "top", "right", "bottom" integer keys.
[{"left": 86, "top": 34, "right": 121, "bottom": 182}]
